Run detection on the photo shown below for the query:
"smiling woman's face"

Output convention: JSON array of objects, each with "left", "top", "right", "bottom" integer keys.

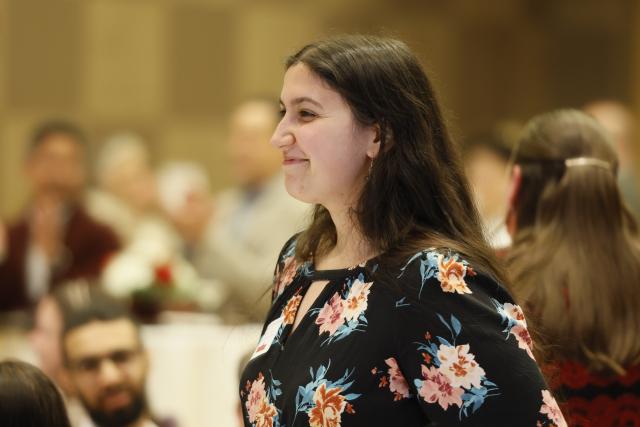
[{"left": 270, "top": 63, "right": 378, "bottom": 210}]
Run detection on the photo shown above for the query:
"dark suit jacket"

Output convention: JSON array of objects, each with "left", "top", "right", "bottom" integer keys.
[{"left": 0, "top": 205, "right": 120, "bottom": 311}]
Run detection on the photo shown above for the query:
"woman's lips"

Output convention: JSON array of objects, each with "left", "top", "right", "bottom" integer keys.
[{"left": 283, "top": 158, "right": 309, "bottom": 165}]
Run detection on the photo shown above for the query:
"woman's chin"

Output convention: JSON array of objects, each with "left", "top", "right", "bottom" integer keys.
[{"left": 284, "top": 182, "right": 315, "bottom": 204}]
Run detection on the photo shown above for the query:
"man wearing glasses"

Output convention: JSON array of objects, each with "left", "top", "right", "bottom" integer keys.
[{"left": 61, "top": 292, "right": 176, "bottom": 427}]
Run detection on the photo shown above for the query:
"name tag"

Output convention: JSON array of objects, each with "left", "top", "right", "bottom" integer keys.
[{"left": 250, "top": 316, "right": 283, "bottom": 361}]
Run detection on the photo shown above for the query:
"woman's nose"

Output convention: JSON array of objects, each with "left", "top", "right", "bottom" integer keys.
[{"left": 270, "top": 119, "right": 294, "bottom": 149}]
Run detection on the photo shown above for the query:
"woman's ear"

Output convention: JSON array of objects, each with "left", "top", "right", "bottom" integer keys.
[{"left": 367, "top": 123, "right": 382, "bottom": 159}]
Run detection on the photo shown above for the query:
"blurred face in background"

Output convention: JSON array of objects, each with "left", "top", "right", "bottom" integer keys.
[
  {"left": 30, "top": 296, "right": 66, "bottom": 386},
  {"left": 97, "top": 137, "right": 157, "bottom": 213},
  {"left": 228, "top": 101, "right": 282, "bottom": 188},
  {"left": 583, "top": 101, "right": 636, "bottom": 171},
  {"left": 105, "top": 156, "right": 157, "bottom": 214},
  {"left": 25, "top": 135, "right": 86, "bottom": 202},
  {"left": 465, "top": 145, "right": 510, "bottom": 222},
  {"left": 64, "top": 319, "right": 148, "bottom": 427}
]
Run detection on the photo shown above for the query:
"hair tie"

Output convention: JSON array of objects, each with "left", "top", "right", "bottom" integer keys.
[{"left": 564, "top": 157, "right": 611, "bottom": 171}]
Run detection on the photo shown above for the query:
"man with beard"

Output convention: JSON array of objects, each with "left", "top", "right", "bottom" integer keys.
[{"left": 61, "top": 290, "right": 176, "bottom": 427}]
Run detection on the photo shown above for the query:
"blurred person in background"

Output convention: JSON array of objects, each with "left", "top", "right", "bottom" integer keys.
[
  {"left": 0, "top": 359, "right": 72, "bottom": 427},
  {"left": 61, "top": 285, "right": 177, "bottom": 427},
  {"left": 86, "top": 135, "right": 207, "bottom": 317},
  {"left": 506, "top": 110, "right": 640, "bottom": 426},
  {"left": 0, "top": 121, "right": 120, "bottom": 312},
  {"left": 88, "top": 133, "right": 172, "bottom": 247},
  {"left": 584, "top": 100, "right": 640, "bottom": 218},
  {"left": 159, "top": 99, "right": 309, "bottom": 323},
  {"left": 30, "top": 282, "right": 101, "bottom": 426},
  {"left": 464, "top": 122, "right": 521, "bottom": 251}
]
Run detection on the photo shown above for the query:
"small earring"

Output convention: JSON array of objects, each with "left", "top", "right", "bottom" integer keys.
[{"left": 367, "top": 157, "right": 374, "bottom": 180}]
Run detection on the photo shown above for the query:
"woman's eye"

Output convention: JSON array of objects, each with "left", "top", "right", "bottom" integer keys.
[
  {"left": 278, "top": 109, "right": 286, "bottom": 118},
  {"left": 299, "top": 110, "right": 316, "bottom": 119}
]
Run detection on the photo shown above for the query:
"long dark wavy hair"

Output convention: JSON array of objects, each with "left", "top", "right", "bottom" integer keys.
[
  {"left": 507, "top": 109, "right": 640, "bottom": 373},
  {"left": 0, "top": 360, "right": 72, "bottom": 427},
  {"left": 285, "top": 35, "right": 505, "bottom": 286}
]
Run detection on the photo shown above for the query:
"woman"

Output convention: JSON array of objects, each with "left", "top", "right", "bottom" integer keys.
[
  {"left": 506, "top": 109, "right": 640, "bottom": 426},
  {"left": 0, "top": 359, "right": 72, "bottom": 427},
  {"left": 240, "top": 35, "right": 564, "bottom": 426}
]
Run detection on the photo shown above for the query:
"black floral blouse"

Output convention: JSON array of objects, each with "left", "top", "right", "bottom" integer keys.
[{"left": 239, "top": 236, "right": 567, "bottom": 426}]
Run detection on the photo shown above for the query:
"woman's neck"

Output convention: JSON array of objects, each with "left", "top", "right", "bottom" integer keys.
[{"left": 315, "top": 204, "right": 376, "bottom": 270}]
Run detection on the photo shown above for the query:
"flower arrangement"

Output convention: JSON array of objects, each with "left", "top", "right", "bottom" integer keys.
[{"left": 101, "top": 235, "right": 202, "bottom": 321}]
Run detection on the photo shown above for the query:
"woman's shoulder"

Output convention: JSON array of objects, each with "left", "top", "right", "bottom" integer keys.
[{"left": 390, "top": 247, "right": 511, "bottom": 304}]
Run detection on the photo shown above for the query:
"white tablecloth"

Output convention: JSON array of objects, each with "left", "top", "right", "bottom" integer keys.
[{"left": 143, "top": 323, "right": 261, "bottom": 427}]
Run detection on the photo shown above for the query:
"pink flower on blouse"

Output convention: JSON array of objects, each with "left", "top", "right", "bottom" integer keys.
[
  {"left": 274, "top": 256, "right": 298, "bottom": 298},
  {"left": 245, "top": 373, "right": 278, "bottom": 427},
  {"left": 385, "top": 357, "right": 410, "bottom": 399},
  {"left": 316, "top": 293, "right": 345, "bottom": 336},
  {"left": 503, "top": 302, "right": 527, "bottom": 327},
  {"left": 246, "top": 373, "right": 268, "bottom": 423},
  {"left": 437, "top": 344, "right": 486, "bottom": 389},
  {"left": 343, "top": 279, "right": 372, "bottom": 321},
  {"left": 511, "top": 324, "right": 535, "bottom": 360},
  {"left": 540, "top": 390, "right": 567, "bottom": 427},
  {"left": 418, "top": 365, "right": 464, "bottom": 410}
]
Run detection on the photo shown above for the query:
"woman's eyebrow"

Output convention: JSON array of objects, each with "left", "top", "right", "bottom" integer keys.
[{"left": 280, "top": 97, "right": 323, "bottom": 108}]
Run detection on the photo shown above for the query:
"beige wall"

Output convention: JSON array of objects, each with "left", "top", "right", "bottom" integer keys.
[{"left": 1, "top": 0, "right": 637, "bottom": 217}]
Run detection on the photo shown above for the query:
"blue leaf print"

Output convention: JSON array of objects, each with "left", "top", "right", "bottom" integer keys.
[
  {"left": 293, "top": 361, "right": 360, "bottom": 424},
  {"left": 395, "top": 297, "right": 410, "bottom": 308},
  {"left": 398, "top": 251, "right": 424, "bottom": 277},
  {"left": 436, "top": 313, "right": 453, "bottom": 337},
  {"left": 451, "top": 315, "right": 462, "bottom": 336},
  {"left": 437, "top": 336, "right": 452, "bottom": 347},
  {"left": 317, "top": 364, "right": 327, "bottom": 380},
  {"left": 459, "top": 386, "right": 491, "bottom": 419}
]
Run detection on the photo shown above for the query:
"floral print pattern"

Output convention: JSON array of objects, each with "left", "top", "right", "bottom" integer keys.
[
  {"left": 272, "top": 241, "right": 299, "bottom": 302},
  {"left": 294, "top": 361, "right": 359, "bottom": 426},
  {"left": 413, "top": 314, "right": 499, "bottom": 418},
  {"left": 371, "top": 357, "right": 412, "bottom": 401},
  {"left": 492, "top": 299, "right": 536, "bottom": 360},
  {"left": 242, "top": 372, "right": 282, "bottom": 427},
  {"left": 283, "top": 294, "right": 302, "bottom": 326},
  {"left": 311, "top": 274, "right": 372, "bottom": 345},
  {"left": 241, "top": 239, "right": 566, "bottom": 425},
  {"left": 538, "top": 390, "right": 567, "bottom": 427},
  {"left": 418, "top": 364, "right": 464, "bottom": 410},
  {"left": 399, "top": 249, "right": 476, "bottom": 297}
]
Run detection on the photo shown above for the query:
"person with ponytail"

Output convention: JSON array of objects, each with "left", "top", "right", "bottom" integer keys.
[
  {"left": 506, "top": 109, "right": 640, "bottom": 426},
  {"left": 239, "top": 35, "right": 564, "bottom": 426}
]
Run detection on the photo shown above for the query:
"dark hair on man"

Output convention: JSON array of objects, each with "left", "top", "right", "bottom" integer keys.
[
  {"left": 286, "top": 34, "right": 506, "bottom": 286},
  {"left": 59, "top": 283, "right": 133, "bottom": 335},
  {"left": 29, "top": 119, "right": 87, "bottom": 154},
  {"left": 0, "top": 360, "right": 72, "bottom": 427},
  {"left": 54, "top": 281, "right": 138, "bottom": 361}
]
